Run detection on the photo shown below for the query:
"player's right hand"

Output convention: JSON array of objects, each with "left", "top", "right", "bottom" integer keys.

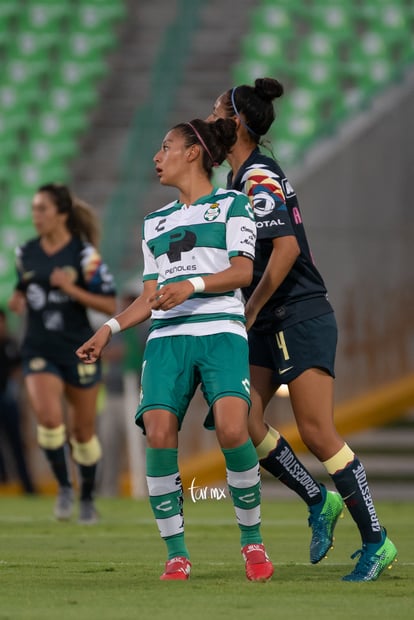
[{"left": 76, "top": 325, "right": 111, "bottom": 363}]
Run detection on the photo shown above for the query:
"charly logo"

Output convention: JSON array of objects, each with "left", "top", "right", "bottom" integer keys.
[
  {"left": 204, "top": 203, "right": 220, "bottom": 221},
  {"left": 188, "top": 478, "right": 226, "bottom": 503}
]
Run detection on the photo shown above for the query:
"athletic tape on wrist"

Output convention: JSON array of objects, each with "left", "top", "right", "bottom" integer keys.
[
  {"left": 104, "top": 318, "right": 121, "bottom": 334},
  {"left": 189, "top": 277, "right": 205, "bottom": 293}
]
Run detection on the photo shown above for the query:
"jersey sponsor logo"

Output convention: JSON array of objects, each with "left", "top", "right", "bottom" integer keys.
[
  {"left": 241, "top": 225, "right": 255, "bottom": 235},
  {"left": 48, "top": 290, "right": 69, "bottom": 304},
  {"left": 26, "top": 283, "right": 46, "bottom": 310},
  {"left": 43, "top": 310, "right": 64, "bottom": 331},
  {"left": 281, "top": 178, "right": 295, "bottom": 197},
  {"left": 165, "top": 264, "right": 197, "bottom": 275},
  {"left": 203, "top": 203, "right": 220, "bottom": 221},
  {"left": 150, "top": 229, "right": 197, "bottom": 263},
  {"left": 252, "top": 191, "right": 277, "bottom": 217},
  {"left": 256, "top": 219, "right": 285, "bottom": 228},
  {"left": 29, "top": 357, "right": 47, "bottom": 371},
  {"left": 240, "top": 237, "right": 255, "bottom": 248}
]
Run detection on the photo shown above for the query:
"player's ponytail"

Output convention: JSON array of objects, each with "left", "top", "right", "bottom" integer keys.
[
  {"left": 37, "top": 183, "right": 100, "bottom": 247},
  {"left": 176, "top": 118, "right": 237, "bottom": 179}
]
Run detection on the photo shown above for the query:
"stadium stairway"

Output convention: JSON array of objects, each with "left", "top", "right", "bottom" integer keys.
[{"left": 69, "top": 0, "right": 181, "bottom": 210}]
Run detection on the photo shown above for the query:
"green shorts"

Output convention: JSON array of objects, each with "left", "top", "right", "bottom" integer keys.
[{"left": 135, "top": 333, "right": 251, "bottom": 432}]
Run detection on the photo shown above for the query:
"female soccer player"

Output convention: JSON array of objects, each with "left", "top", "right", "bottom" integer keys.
[
  {"left": 207, "top": 78, "right": 397, "bottom": 582},
  {"left": 8, "top": 183, "right": 116, "bottom": 523},
  {"left": 76, "top": 118, "right": 273, "bottom": 582}
]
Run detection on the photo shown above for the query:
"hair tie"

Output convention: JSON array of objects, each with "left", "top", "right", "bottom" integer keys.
[
  {"left": 187, "top": 122, "right": 219, "bottom": 167},
  {"left": 231, "top": 87, "right": 260, "bottom": 138}
]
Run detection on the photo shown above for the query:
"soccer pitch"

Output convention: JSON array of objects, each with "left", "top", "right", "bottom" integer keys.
[{"left": 0, "top": 497, "right": 412, "bottom": 620}]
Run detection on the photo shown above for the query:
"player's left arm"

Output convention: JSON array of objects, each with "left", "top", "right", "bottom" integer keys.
[
  {"left": 243, "top": 170, "right": 300, "bottom": 329},
  {"left": 151, "top": 255, "right": 253, "bottom": 311},
  {"left": 50, "top": 244, "right": 116, "bottom": 316},
  {"left": 245, "top": 236, "right": 299, "bottom": 330},
  {"left": 51, "top": 268, "right": 116, "bottom": 315}
]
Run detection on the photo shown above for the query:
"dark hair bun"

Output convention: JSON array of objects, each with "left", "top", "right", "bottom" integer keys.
[
  {"left": 210, "top": 117, "right": 237, "bottom": 151},
  {"left": 254, "top": 77, "right": 284, "bottom": 102}
]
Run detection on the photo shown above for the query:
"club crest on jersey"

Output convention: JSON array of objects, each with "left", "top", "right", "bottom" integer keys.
[{"left": 204, "top": 203, "right": 220, "bottom": 221}]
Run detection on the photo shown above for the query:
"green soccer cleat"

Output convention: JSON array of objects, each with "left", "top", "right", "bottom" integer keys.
[
  {"left": 342, "top": 528, "right": 397, "bottom": 582},
  {"left": 308, "top": 488, "right": 344, "bottom": 564}
]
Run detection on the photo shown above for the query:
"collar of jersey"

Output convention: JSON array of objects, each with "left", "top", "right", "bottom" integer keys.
[{"left": 175, "top": 187, "right": 219, "bottom": 208}]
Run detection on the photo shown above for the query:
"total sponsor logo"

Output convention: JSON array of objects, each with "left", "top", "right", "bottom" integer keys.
[
  {"left": 256, "top": 219, "right": 285, "bottom": 229},
  {"left": 164, "top": 264, "right": 197, "bottom": 275}
]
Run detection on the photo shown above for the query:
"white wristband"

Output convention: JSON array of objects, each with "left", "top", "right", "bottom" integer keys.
[
  {"left": 104, "top": 318, "right": 121, "bottom": 335},
  {"left": 189, "top": 277, "right": 205, "bottom": 293}
]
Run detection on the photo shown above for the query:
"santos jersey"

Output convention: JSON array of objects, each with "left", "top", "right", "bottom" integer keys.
[
  {"left": 15, "top": 236, "right": 116, "bottom": 362},
  {"left": 228, "top": 148, "right": 333, "bottom": 331},
  {"left": 142, "top": 187, "right": 256, "bottom": 339}
]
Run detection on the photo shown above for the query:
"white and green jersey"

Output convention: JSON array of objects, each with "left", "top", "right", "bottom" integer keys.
[{"left": 142, "top": 187, "right": 256, "bottom": 339}]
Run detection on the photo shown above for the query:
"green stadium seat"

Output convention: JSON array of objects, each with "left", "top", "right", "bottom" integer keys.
[
  {"left": 304, "top": 3, "right": 354, "bottom": 38},
  {"left": 292, "top": 59, "right": 340, "bottom": 98},
  {"left": 0, "top": 82, "right": 41, "bottom": 108},
  {"left": 4, "top": 58, "right": 47, "bottom": 86},
  {"left": 241, "top": 31, "right": 291, "bottom": 63},
  {"left": 55, "top": 60, "right": 107, "bottom": 88},
  {"left": 60, "top": 30, "right": 116, "bottom": 63},
  {"left": 298, "top": 31, "right": 342, "bottom": 61},
  {"left": 8, "top": 30, "right": 60, "bottom": 58},
  {"left": 14, "top": 161, "right": 70, "bottom": 192},
  {"left": 18, "top": 2, "right": 72, "bottom": 31},
  {"left": 0, "top": 1, "right": 20, "bottom": 20},
  {"left": 47, "top": 84, "right": 98, "bottom": 111},
  {"left": 250, "top": 4, "right": 296, "bottom": 37},
  {"left": 25, "top": 135, "right": 78, "bottom": 166}
]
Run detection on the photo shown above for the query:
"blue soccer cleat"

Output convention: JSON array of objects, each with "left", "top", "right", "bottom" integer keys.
[
  {"left": 342, "top": 528, "right": 397, "bottom": 582},
  {"left": 308, "top": 488, "right": 344, "bottom": 564}
]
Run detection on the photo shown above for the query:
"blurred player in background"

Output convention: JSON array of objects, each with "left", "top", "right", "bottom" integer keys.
[
  {"left": 207, "top": 78, "right": 397, "bottom": 582},
  {"left": 8, "top": 183, "right": 116, "bottom": 524},
  {"left": 0, "top": 308, "right": 36, "bottom": 494},
  {"left": 76, "top": 118, "right": 274, "bottom": 582}
]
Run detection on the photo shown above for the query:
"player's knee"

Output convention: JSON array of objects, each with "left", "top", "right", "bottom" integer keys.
[
  {"left": 37, "top": 424, "right": 66, "bottom": 449},
  {"left": 71, "top": 435, "right": 102, "bottom": 466}
]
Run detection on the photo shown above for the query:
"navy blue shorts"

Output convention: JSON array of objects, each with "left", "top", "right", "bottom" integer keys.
[
  {"left": 22, "top": 356, "right": 102, "bottom": 388},
  {"left": 248, "top": 313, "right": 337, "bottom": 386}
]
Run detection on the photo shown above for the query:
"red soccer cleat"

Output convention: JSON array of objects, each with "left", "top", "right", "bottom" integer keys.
[
  {"left": 242, "top": 543, "right": 274, "bottom": 582},
  {"left": 160, "top": 556, "right": 191, "bottom": 581}
]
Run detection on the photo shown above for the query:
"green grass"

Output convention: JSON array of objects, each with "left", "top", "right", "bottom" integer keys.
[{"left": 0, "top": 497, "right": 412, "bottom": 620}]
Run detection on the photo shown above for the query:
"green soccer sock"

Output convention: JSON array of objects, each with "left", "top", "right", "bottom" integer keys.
[
  {"left": 146, "top": 447, "right": 189, "bottom": 560},
  {"left": 222, "top": 439, "right": 263, "bottom": 547}
]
